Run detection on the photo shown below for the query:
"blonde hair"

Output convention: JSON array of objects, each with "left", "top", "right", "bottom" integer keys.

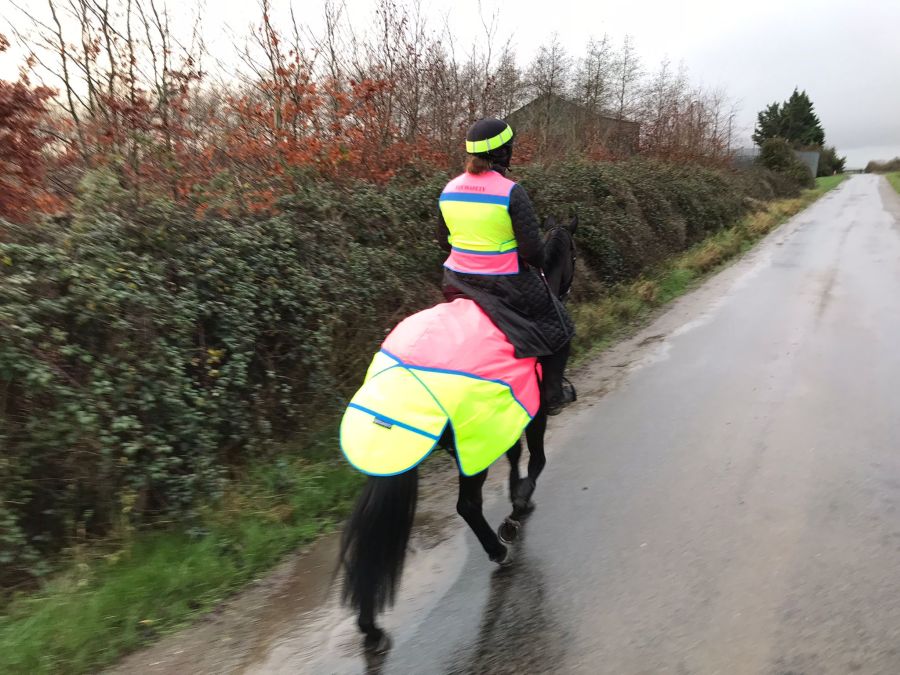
[{"left": 465, "top": 155, "right": 492, "bottom": 174}]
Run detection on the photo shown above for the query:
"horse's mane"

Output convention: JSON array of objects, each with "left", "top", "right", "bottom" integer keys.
[
  {"left": 543, "top": 225, "right": 572, "bottom": 263},
  {"left": 542, "top": 225, "right": 575, "bottom": 298}
]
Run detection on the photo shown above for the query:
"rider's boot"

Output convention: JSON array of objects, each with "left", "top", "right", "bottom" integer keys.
[
  {"left": 544, "top": 377, "right": 576, "bottom": 416},
  {"left": 540, "top": 342, "right": 575, "bottom": 416}
]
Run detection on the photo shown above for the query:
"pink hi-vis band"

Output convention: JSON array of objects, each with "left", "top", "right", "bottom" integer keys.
[
  {"left": 442, "top": 170, "right": 515, "bottom": 197},
  {"left": 444, "top": 248, "right": 519, "bottom": 275}
]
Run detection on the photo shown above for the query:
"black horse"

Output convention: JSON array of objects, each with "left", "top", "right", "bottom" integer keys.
[{"left": 339, "top": 217, "right": 577, "bottom": 654}]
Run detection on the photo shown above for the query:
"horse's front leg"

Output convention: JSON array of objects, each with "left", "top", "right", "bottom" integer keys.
[
  {"left": 511, "top": 410, "right": 548, "bottom": 519},
  {"left": 498, "top": 439, "right": 524, "bottom": 544},
  {"left": 506, "top": 437, "right": 523, "bottom": 501},
  {"left": 524, "top": 409, "right": 548, "bottom": 485},
  {"left": 457, "top": 471, "right": 511, "bottom": 565}
]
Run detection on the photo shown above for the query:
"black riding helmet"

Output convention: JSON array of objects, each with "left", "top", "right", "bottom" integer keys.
[{"left": 466, "top": 117, "right": 514, "bottom": 169}]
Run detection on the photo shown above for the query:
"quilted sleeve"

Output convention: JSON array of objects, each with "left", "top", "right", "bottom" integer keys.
[
  {"left": 509, "top": 184, "right": 545, "bottom": 269},
  {"left": 435, "top": 207, "right": 452, "bottom": 253}
]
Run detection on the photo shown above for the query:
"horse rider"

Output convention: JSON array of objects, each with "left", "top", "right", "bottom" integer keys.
[{"left": 436, "top": 117, "right": 576, "bottom": 416}]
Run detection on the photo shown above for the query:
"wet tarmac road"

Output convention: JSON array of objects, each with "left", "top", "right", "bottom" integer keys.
[{"left": 111, "top": 176, "right": 900, "bottom": 674}]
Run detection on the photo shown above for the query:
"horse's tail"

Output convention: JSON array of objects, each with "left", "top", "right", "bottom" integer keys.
[{"left": 339, "top": 467, "right": 419, "bottom": 615}]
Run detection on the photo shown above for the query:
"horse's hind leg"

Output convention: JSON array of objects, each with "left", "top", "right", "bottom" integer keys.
[
  {"left": 457, "top": 471, "right": 510, "bottom": 564},
  {"left": 358, "top": 596, "right": 391, "bottom": 654}
]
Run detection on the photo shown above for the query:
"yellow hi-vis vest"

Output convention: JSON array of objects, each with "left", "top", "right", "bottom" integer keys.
[{"left": 439, "top": 171, "right": 520, "bottom": 275}]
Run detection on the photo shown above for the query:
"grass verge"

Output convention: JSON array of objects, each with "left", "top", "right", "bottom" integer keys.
[
  {"left": 0, "top": 173, "right": 847, "bottom": 675},
  {"left": 570, "top": 174, "right": 848, "bottom": 360},
  {"left": 0, "top": 455, "right": 363, "bottom": 674},
  {"left": 887, "top": 172, "right": 900, "bottom": 195}
]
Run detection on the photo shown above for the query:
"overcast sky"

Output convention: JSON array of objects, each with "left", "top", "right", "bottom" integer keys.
[
  {"left": 438, "top": 0, "right": 900, "bottom": 167},
  {"left": 2, "top": 0, "right": 898, "bottom": 166}
]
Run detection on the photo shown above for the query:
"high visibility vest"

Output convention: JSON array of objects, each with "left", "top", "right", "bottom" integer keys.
[
  {"left": 439, "top": 171, "right": 519, "bottom": 275},
  {"left": 340, "top": 299, "right": 540, "bottom": 477}
]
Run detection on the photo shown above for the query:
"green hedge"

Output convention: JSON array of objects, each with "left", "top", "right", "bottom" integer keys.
[{"left": 0, "top": 160, "right": 801, "bottom": 586}]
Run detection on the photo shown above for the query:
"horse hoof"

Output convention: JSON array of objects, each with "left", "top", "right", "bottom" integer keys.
[
  {"left": 498, "top": 517, "right": 521, "bottom": 545},
  {"left": 364, "top": 631, "right": 392, "bottom": 655},
  {"left": 490, "top": 544, "right": 514, "bottom": 567}
]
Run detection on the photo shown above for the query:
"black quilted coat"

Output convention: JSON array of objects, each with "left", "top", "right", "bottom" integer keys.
[{"left": 436, "top": 175, "right": 574, "bottom": 358}]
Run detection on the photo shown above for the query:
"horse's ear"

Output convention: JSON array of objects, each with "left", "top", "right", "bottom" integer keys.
[
  {"left": 544, "top": 214, "right": 557, "bottom": 230},
  {"left": 566, "top": 213, "right": 578, "bottom": 235}
]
